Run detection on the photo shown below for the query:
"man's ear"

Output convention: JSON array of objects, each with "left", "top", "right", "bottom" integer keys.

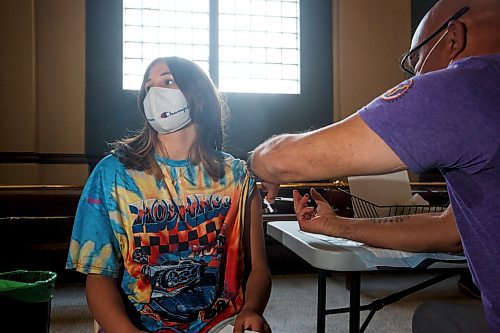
[{"left": 447, "top": 21, "right": 467, "bottom": 60}]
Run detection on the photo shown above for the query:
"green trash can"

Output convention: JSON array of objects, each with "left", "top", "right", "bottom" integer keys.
[{"left": 0, "top": 270, "right": 57, "bottom": 332}]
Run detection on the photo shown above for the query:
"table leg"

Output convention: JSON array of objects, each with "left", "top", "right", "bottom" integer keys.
[
  {"left": 317, "top": 269, "right": 327, "bottom": 333},
  {"left": 349, "top": 272, "right": 361, "bottom": 333}
]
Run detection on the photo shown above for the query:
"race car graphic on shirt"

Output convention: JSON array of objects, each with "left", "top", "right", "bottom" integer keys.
[
  {"left": 129, "top": 195, "right": 230, "bottom": 324},
  {"left": 141, "top": 258, "right": 204, "bottom": 298}
]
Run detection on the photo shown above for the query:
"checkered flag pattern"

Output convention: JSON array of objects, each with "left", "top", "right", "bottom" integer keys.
[{"left": 135, "top": 220, "right": 219, "bottom": 254}]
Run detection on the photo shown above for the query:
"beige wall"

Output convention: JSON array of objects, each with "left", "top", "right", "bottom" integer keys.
[
  {"left": 0, "top": 1, "right": 37, "bottom": 152},
  {"left": 0, "top": 0, "right": 87, "bottom": 185},
  {"left": 0, "top": 0, "right": 414, "bottom": 184},
  {"left": 36, "top": 0, "right": 85, "bottom": 154},
  {"left": 333, "top": 0, "right": 411, "bottom": 121}
]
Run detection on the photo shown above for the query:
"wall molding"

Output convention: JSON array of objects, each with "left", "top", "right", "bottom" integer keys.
[{"left": 0, "top": 152, "right": 102, "bottom": 165}]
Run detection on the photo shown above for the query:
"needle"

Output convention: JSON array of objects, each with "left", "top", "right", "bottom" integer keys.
[
  {"left": 274, "top": 197, "right": 294, "bottom": 202},
  {"left": 263, "top": 198, "right": 274, "bottom": 213}
]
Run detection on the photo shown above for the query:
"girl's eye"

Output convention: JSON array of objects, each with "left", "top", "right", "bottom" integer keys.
[{"left": 165, "top": 79, "right": 174, "bottom": 86}]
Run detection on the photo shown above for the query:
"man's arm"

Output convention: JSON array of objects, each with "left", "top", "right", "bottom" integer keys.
[
  {"left": 337, "top": 206, "right": 461, "bottom": 252},
  {"left": 234, "top": 188, "right": 272, "bottom": 333},
  {"left": 251, "top": 114, "right": 406, "bottom": 184},
  {"left": 86, "top": 274, "right": 143, "bottom": 333},
  {"left": 295, "top": 189, "right": 462, "bottom": 253}
]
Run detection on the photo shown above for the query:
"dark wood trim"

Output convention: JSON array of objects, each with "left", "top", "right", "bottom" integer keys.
[
  {"left": 0, "top": 185, "right": 83, "bottom": 193},
  {"left": 0, "top": 152, "right": 103, "bottom": 165}
]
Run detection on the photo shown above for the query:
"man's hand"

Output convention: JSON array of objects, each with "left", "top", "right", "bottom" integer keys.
[
  {"left": 293, "top": 188, "right": 344, "bottom": 236},
  {"left": 233, "top": 309, "right": 271, "bottom": 333},
  {"left": 259, "top": 181, "right": 280, "bottom": 204}
]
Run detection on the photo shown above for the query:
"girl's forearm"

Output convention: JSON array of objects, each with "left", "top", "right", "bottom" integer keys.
[
  {"left": 86, "top": 274, "right": 142, "bottom": 333},
  {"left": 241, "top": 265, "right": 272, "bottom": 315}
]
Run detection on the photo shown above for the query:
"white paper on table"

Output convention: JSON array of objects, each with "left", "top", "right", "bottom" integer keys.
[
  {"left": 301, "top": 231, "right": 415, "bottom": 258},
  {"left": 348, "top": 171, "right": 413, "bottom": 217},
  {"left": 302, "top": 231, "right": 364, "bottom": 247},
  {"left": 219, "top": 324, "right": 259, "bottom": 333}
]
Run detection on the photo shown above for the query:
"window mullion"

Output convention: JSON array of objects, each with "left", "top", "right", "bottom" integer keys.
[{"left": 209, "top": 0, "right": 219, "bottom": 87}]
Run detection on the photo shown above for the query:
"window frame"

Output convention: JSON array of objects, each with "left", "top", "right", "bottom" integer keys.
[
  {"left": 85, "top": 0, "right": 332, "bottom": 160},
  {"left": 122, "top": 0, "right": 301, "bottom": 94}
]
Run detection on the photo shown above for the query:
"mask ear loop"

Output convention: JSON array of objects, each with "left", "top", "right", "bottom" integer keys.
[{"left": 417, "top": 30, "right": 449, "bottom": 75}]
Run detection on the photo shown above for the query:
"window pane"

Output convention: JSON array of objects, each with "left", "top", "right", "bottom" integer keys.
[
  {"left": 266, "top": 16, "right": 282, "bottom": 32},
  {"left": 123, "top": 0, "right": 210, "bottom": 90},
  {"left": 142, "top": 26, "right": 159, "bottom": 43},
  {"left": 124, "top": 42, "right": 142, "bottom": 58},
  {"left": 282, "top": 32, "right": 298, "bottom": 48},
  {"left": 143, "top": 9, "right": 159, "bottom": 26},
  {"left": 267, "top": 48, "right": 282, "bottom": 63},
  {"left": 219, "top": 0, "right": 300, "bottom": 94},
  {"left": 125, "top": 9, "right": 142, "bottom": 26},
  {"left": 123, "top": 0, "right": 300, "bottom": 94},
  {"left": 234, "top": 0, "right": 251, "bottom": 15},
  {"left": 282, "top": 64, "right": 298, "bottom": 79},
  {"left": 124, "top": 58, "right": 143, "bottom": 75},
  {"left": 158, "top": 43, "right": 176, "bottom": 56},
  {"left": 142, "top": 0, "right": 159, "bottom": 10},
  {"left": 267, "top": 2, "right": 281, "bottom": 16},
  {"left": 124, "top": 0, "right": 142, "bottom": 10},
  {"left": 251, "top": 63, "right": 267, "bottom": 79},
  {"left": 251, "top": 47, "right": 267, "bottom": 63},
  {"left": 124, "top": 74, "right": 143, "bottom": 90},
  {"left": 282, "top": 48, "right": 298, "bottom": 64},
  {"left": 282, "top": 2, "right": 298, "bottom": 17},
  {"left": 266, "top": 32, "right": 282, "bottom": 48},
  {"left": 124, "top": 26, "right": 142, "bottom": 42}
]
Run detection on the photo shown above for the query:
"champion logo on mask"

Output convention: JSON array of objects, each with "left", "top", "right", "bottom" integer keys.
[
  {"left": 144, "top": 87, "right": 192, "bottom": 134},
  {"left": 381, "top": 79, "right": 414, "bottom": 101},
  {"left": 160, "top": 106, "right": 189, "bottom": 119}
]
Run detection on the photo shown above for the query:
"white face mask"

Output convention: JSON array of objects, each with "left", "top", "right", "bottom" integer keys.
[{"left": 143, "top": 87, "right": 191, "bottom": 134}]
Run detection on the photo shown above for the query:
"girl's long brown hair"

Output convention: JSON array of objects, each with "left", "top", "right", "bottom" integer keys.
[{"left": 111, "top": 57, "right": 227, "bottom": 180}]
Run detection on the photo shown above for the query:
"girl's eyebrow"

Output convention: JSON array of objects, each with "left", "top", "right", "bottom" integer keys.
[{"left": 146, "top": 72, "right": 173, "bottom": 83}]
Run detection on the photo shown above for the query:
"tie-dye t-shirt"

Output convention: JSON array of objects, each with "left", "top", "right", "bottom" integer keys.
[{"left": 66, "top": 152, "right": 254, "bottom": 332}]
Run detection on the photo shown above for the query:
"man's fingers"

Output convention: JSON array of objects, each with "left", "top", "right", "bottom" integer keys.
[
  {"left": 293, "top": 190, "right": 311, "bottom": 213},
  {"left": 310, "top": 188, "right": 329, "bottom": 204},
  {"left": 292, "top": 190, "right": 303, "bottom": 212},
  {"left": 262, "top": 182, "right": 280, "bottom": 204},
  {"left": 297, "top": 207, "right": 315, "bottom": 223}
]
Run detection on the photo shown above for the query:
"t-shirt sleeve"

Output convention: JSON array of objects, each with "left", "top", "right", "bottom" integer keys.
[
  {"left": 241, "top": 160, "right": 257, "bottom": 198},
  {"left": 66, "top": 158, "right": 123, "bottom": 278},
  {"left": 358, "top": 64, "right": 493, "bottom": 175}
]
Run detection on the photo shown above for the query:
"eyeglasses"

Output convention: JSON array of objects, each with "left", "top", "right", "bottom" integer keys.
[{"left": 400, "top": 6, "right": 469, "bottom": 76}]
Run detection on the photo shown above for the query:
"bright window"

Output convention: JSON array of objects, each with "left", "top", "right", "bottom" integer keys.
[{"left": 123, "top": 0, "right": 300, "bottom": 94}]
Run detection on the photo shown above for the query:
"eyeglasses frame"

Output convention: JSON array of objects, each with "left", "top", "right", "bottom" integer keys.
[{"left": 400, "top": 6, "right": 470, "bottom": 76}]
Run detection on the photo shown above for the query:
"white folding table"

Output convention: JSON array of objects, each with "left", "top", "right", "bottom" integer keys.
[{"left": 267, "top": 221, "right": 467, "bottom": 333}]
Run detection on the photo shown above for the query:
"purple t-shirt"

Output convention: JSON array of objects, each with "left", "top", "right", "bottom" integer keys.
[{"left": 359, "top": 54, "right": 500, "bottom": 331}]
